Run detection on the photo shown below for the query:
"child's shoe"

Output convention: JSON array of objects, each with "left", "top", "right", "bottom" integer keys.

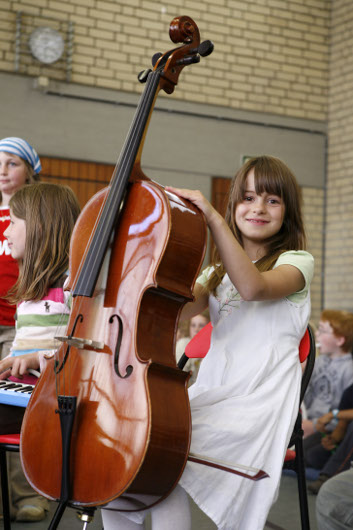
[
  {"left": 307, "top": 474, "right": 329, "bottom": 494},
  {"left": 16, "top": 504, "right": 46, "bottom": 522}
]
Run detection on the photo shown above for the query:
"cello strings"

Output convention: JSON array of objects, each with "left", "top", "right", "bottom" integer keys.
[
  {"left": 74, "top": 71, "right": 161, "bottom": 295},
  {"left": 53, "top": 69, "right": 162, "bottom": 399}
]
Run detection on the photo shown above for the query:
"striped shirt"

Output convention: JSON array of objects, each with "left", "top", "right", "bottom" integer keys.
[{"left": 10, "top": 287, "right": 70, "bottom": 357}]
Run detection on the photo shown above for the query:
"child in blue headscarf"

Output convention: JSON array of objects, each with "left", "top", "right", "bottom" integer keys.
[
  {"left": 0, "top": 136, "right": 41, "bottom": 359},
  {"left": 0, "top": 137, "right": 48, "bottom": 522}
]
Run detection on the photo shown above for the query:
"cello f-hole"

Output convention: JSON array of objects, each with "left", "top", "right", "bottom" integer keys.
[
  {"left": 54, "top": 345, "right": 71, "bottom": 375},
  {"left": 110, "top": 314, "right": 133, "bottom": 379},
  {"left": 55, "top": 313, "right": 83, "bottom": 374},
  {"left": 69, "top": 313, "right": 84, "bottom": 339}
]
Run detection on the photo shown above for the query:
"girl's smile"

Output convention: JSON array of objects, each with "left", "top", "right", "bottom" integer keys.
[
  {"left": 246, "top": 218, "right": 270, "bottom": 225},
  {"left": 235, "top": 169, "right": 285, "bottom": 258}
]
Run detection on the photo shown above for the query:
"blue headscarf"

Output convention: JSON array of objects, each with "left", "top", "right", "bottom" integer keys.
[{"left": 0, "top": 137, "right": 41, "bottom": 174}]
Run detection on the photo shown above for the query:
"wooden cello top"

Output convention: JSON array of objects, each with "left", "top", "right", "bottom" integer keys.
[{"left": 20, "top": 15, "right": 213, "bottom": 509}]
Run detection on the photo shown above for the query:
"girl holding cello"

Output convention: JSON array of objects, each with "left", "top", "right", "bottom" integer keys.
[{"left": 100, "top": 154, "right": 314, "bottom": 529}]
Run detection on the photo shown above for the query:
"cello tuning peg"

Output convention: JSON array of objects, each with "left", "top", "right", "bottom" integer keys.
[
  {"left": 198, "top": 40, "right": 214, "bottom": 57},
  {"left": 152, "top": 53, "right": 163, "bottom": 67},
  {"left": 137, "top": 69, "right": 152, "bottom": 83},
  {"left": 176, "top": 55, "right": 200, "bottom": 66}
]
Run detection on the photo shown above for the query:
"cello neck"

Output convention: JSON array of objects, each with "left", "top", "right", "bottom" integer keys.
[
  {"left": 72, "top": 15, "right": 211, "bottom": 298},
  {"left": 73, "top": 70, "right": 161, "bottom": 298}
]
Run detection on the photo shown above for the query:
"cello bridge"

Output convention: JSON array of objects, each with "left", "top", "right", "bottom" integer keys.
[{"left": 55, "top": 336, "right": 105, "bottom": 350}]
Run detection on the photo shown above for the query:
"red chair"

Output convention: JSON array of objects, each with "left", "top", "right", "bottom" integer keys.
[
  {"left": 177, "top": 321, "right": 213, "bottom": 370},
  {"left": 0, "top": 433, "right": 20, "bottom": 530},
  {"left": 178, "top": 322, "right": 316, "bottom": 530}
]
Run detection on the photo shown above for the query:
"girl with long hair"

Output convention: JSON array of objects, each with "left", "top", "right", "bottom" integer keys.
[
  {"left": 102, "top": 155, "right": 314, "bottom": 530},
  {"left": 0, "top": 182, "right": 80, "bottom": 521}
]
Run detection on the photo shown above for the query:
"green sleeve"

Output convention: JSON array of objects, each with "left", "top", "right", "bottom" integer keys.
[
  {"left": 196, "top": 266, "right": 213, "bottom": 287},
  {"left": 274, "top": 250, "right": 314, "bottom": 303}
]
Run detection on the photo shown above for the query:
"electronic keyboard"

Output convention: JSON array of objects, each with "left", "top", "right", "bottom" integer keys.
[{"left": 0, "top": 380, "right": 34, "bottom": 407}]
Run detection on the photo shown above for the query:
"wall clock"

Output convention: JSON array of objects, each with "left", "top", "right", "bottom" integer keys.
[{"left": 29, "top": 27, "right": 65, "bottom": 64}]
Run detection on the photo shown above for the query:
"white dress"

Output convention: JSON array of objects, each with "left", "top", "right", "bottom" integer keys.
[{"left": 179, "top": 250, "right": 314, "bottom": 530}]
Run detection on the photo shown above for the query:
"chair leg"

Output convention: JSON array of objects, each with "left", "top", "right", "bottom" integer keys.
[
  {"left": 295, "top": 437, "right": 310, "bottom": 530},
  {"left": 0, "top": 448, "right": 12, "bottom": 530}
]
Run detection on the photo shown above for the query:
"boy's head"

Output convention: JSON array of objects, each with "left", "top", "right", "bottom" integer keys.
[{"left": 317, "top": 309, "right": 353, "bottom": 355}]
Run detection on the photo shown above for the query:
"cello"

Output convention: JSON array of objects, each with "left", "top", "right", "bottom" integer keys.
[{"left": 20, "top": 15, "right": 211, "bottom": 525}]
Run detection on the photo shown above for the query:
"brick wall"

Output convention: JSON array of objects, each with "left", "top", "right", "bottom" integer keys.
[
  {"left": 303, "top": 186, "right": 324, "bottom": 322},
  {"left": 325, "top": 1, "right": 353, "bottom": 312},
  {"left": 1, "top": 0, "right": 330, "bottom": 120},
  {"left": 0, "top": 0, "right": 329, "bottom": 321}
]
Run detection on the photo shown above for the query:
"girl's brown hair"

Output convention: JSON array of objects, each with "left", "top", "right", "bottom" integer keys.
[
  {"left": 206, "top": 155, "right": 307, "bottom": 293},
  {"left": 7, "top": 182, "right": 80, "bottom": 303},
  {"left": 24, "top": 160, "right": 40, "bottom": 184}
]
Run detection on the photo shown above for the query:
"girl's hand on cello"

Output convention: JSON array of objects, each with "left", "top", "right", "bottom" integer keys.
[
  {"left": 0, "top": 352, "right": 40, "bottom": 380},
  {"left": 165, "top": 186, "right": 222, "bottom": 226}
]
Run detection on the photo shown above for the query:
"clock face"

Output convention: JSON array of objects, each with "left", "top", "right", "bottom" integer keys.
[{"left": 29, "top": 27, "right": 65, "bottom": 64}]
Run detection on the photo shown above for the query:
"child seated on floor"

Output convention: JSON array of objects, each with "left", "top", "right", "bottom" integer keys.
[{"left": 302, "top": 309, "right": 353, "bottom": 438}]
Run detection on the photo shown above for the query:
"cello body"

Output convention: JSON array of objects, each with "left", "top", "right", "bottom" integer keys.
[
  {"left": 20, "top": 178, "right": 206, "bottom": 506},
  {"left": 20, "top": 15, "right": 211, "bottom": 511}
]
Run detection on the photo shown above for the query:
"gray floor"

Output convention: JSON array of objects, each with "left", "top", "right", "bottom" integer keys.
[{"left": 1, "top": 473, "right": 318, "bottom": 529}]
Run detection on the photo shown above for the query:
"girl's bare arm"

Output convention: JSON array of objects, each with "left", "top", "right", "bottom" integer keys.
[
  {"left": 166, "top": 187, "right": 305, "bottom": 301},
  {"left": 179, "top": 282, "right": 209, "bottom": 321}
]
